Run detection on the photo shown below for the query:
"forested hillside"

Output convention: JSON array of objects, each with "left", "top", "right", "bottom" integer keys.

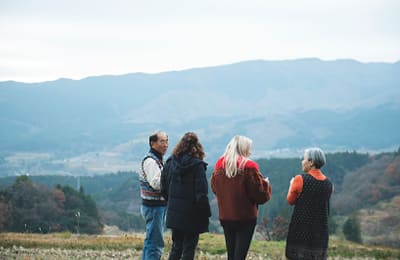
[
  {"left": 0, "top": 172, "right": 144, "bottom": 232},
  {"left": 332, "top": 152, "right": 400, "bottom": 214},
  {"left": 0, "top": 176, "right": 102, "bottom": 234},
  {"left": 1, "top": 150, "right": 399, "bottom": 247}
]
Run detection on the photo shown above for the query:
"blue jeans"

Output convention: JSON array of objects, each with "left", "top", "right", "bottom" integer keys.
[{"left": 141, "top": 205, "right": 166, "bottom": 260}]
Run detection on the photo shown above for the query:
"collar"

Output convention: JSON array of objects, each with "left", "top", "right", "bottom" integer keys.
[
  {"left": 150, "top": 148, "right": 163, "bottom": 161},
  {"left": 307, "top": 169, "right": 326, "bottom": 180}
]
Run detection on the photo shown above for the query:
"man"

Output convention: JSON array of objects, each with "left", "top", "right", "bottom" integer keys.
[{"left": 140, "top": 131, "right": 169, "bottom": 260}]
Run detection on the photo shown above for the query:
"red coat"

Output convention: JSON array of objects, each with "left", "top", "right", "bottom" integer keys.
[{"left": 211, "top": 156, "right": 272, "bottom": 222}]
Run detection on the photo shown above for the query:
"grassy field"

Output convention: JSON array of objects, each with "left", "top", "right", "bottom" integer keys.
[{"left": 0, "top": 232, "right": 399, "bottom": 259}]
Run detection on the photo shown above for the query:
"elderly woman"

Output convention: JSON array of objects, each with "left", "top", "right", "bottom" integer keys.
[{"left": 285, "top": 147, "right": 334, "bottom": 260}]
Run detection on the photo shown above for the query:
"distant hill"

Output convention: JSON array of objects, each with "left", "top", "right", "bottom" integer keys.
[{"left": 0, "top": 58, "right": 399, "bottom": 176}]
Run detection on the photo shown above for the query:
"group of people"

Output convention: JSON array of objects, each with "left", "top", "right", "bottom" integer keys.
[{"left": 139, "top": 131, "right": 333, "bottom": 260}]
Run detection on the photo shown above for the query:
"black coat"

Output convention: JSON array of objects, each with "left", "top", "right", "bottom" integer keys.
[{"left": 161, "top": 154, "right": 211, "bottom": 234}]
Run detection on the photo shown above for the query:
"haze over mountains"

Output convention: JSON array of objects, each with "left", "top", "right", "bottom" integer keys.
[{"left": 1, "top": 58, "right": 399, "bottom": 175}]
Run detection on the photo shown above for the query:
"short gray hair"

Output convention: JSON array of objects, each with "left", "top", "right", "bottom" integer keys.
[{"left": 304, "top": 147, "right": 326, "bottom": 169}]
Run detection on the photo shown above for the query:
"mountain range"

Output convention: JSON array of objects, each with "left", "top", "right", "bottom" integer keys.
[{"left": 1, "top": 58, "right": 399, "bottom": 175}]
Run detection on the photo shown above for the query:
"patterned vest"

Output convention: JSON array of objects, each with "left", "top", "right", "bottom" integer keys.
[
  {"left": 286, "top": 174, "right": 333, "bottom": 260},
  {"left": 140, "top": 151, "right": 166, "bottom": 206}
]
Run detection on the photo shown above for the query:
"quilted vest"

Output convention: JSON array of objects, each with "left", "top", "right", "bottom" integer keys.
[{"left": 139, "top": 151, "right": 166, "bottom": 206}]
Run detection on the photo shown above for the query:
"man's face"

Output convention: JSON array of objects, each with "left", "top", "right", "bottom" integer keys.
[{"left": 152, "top": 133, "right": 169, "bottom": 155}]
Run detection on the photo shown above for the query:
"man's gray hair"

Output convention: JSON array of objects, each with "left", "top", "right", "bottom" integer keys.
[{"left": 304, "top": 147, "right": 326, "bottom": 169}]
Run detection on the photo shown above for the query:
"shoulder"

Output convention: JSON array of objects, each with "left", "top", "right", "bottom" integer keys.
[
  {"left": 143, "top": 156, "right": 157, "bottom": 164},
  {"left": 191, "top": 157, "right": 208, "bottom": 171},
  {"left": 164, "top": 155, "right": 175, "bottom": 164},
  {"left": 190, "top": 155, "right": 207, "bottom": 165},
  {"left": 244, "top": 159, "right": 259, "bottom": 171},
  {"left": 291, "top": 174, "right": 304, "bottom": 190},
  {"left": 142, "top": 153, "right": 157, "bottom": 163},
  {"left": 214, "top": 156, "right": 225, "bottom": 169},
  {"left": 291, "top": 174, "right": 304, "bottom": 187},
  {"left": 181, "top": 154, "right": 207, "bottom": 168},
  {"left": 162, "top": 157, "right": 172, "bottom": 169},
  {"left": 295, "top": 174, "right": 304, "bottom": 180},
  {"left": 325, "top": 177, "right": 334, "bottom": 187},
  {"left": 143, "top": 156, "right": 160, "bottom": 169}
]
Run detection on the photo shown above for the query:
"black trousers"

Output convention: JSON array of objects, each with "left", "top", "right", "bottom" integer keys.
[
  {"left": 168, "top": 229, "right": 199, "bottom": 260},
  {"left": 222, "top": 223, "right": 256, "bottom": 260}
]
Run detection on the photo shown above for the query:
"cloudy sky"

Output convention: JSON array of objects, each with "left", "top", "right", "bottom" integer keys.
[{"left": 1, "top": 0, "right": 399, "bottom": 82}]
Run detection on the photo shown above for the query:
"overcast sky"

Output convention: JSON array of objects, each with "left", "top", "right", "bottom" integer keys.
[{"left": 1, "top": 0, "right": 399, "bottom": 83}]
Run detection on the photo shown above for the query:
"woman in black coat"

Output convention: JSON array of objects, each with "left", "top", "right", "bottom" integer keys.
[{"left": 161, "top": 132, "right": 211, "bottom": 260}]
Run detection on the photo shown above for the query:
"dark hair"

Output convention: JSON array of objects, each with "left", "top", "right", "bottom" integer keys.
[
  {"left": 172, "top": 132, "right": 205, "bottom": 159},
  {"left": 149, "top": 131, "right": 167, "bottom": 147}
]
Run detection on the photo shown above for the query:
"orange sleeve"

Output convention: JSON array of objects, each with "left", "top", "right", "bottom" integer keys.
[{"left": 287, "top": 175, "right": 303, "bottom": 205}]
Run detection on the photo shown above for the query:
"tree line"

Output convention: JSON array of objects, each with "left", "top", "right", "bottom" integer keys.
[
  {"left": 0, "top": 175, "right": 102, "bottom": 234},
  {"left": 1, "top": 150, "right": 399, "bottom": 244}
]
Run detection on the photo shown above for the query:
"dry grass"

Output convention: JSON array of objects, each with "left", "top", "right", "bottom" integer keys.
[
  {"left": 1, "top": 232, "right": 399, "bottom": 259},
  {"left": 0, "top": 232, "right": 143, "bottom": 250}
]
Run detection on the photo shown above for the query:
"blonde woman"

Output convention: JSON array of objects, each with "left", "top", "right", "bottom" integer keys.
[{"left": 211, "top": 135, "right": 272, "bottom": 260}]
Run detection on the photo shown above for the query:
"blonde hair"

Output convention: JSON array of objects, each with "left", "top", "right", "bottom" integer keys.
[{"left": 223, "top": 135, "right": 252, "bottom": 178}]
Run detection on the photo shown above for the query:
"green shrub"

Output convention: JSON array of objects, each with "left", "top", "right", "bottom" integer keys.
[{"left": 343, "top": 214, "right": 362, "bottom": 243}]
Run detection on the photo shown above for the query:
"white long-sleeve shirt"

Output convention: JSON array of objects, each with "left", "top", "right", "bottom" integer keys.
[{"left": 142, "top": 157, "right": 162, "bottom": 190}]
